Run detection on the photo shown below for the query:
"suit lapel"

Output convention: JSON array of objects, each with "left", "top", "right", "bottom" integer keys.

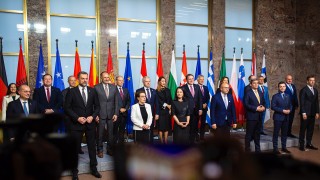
[
  {"left": 76, "top": 86, "right": 86, "bottom": 107},
  {"left": 16, "top": 99, "right": 24, "bottom": 114}
]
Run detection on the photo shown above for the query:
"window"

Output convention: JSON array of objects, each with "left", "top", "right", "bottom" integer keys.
[
  {"left": 0, "top": 0, "right": 27, "bottom": 84},
  {"left": 117, "top": 0, "right": 158, "bottom": 90},
  {"left": 175, "top": 0, "right": 209, "bottom": 83},
  {"left": 48, "top": 0, "right": 98, "bottom": 86},
  {"left": 225, "top": 0, "right": 253, "bottom": 81}
]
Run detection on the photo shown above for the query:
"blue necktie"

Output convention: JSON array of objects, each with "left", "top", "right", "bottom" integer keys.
[
  {"left": 23, "top": 101, "right": 29, "bottom": 116},
  {"left": 146, "top": 88, "right": 151, "bottom": 101}
]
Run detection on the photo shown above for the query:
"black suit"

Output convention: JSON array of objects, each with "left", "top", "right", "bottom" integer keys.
[
  {"left": 33, "top": 86, "right": 63, "bottom": 113},
  {"left": 64, "top": 86, "right": 100, "bottom": 173},
  {"left": 299, "top": 85, "right": 319, "bottom": 148},
  {"left": 244, "top": 89, "right": 266, "bottom": 152},
  {"left": 199, "top": 85, "right": 209, "bottom": 140},
  {"left": 114, "top": 86, "right": 131, "bottom": 144},
  {"left": 285, "top": 83, "right": 299, "bottom": 136},
  {"left": 6, "top": 98, "right": 39, "bottom": 139},
  {"left": 182, "top": 84, "right": 203, "bottom": 143},
  {"left": 136, "top": 87, "right": 157, "bottom": 143}
]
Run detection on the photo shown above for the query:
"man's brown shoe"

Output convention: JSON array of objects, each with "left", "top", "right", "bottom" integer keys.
[{"left": 97, "top": 151, "right": 103, "bottom": 158}]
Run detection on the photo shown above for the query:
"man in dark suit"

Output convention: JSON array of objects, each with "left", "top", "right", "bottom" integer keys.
[
  {"left": 33, "top": 74, "right": 63, "bottom": 114},
  {"left": 94, "top": 71, "right": 119, "bottom": 157},
  {"left": 271, "top": 82, "right": 292, "bottom": 154},
  {"left": 210, "top": 83, "right": 237, "bottom": 137},
  {"left": 182, "top": 74, "right": 203, "bottom": 143},
  {"left": 244, "top": 75, "right": 256, "bottom": 97},
  {"left": 64, "top": 71, "right": 101, "bottom": 179},
  {"left": 6, "top": 85, "right": 39, "bottom": 140},
  {"left": 136, "top": 76, "right": 157, "bottom": 143},
  {"left": 197, "top": 75, "right": 210, "bottom": 140},
  {"left": 244, "top": 79, "right": 266, "bottom": 152},
  {"left": 299, "top": 75, "right": 319, "bottom": 151},
  {"left": 114, "top": 75, "right": 131, "bottom": 144},
  {"left": 258, "top": 75, "right": 270, "bottom": 135},
  {"left": 285, "top": 74, "right": 299, "bottom": 138}
]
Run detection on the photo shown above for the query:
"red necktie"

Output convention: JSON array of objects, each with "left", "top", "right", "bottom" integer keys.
[
  {"left": 190, "top": 85, "right": 194, "bottom": 97},
  {"left": 46, "top": 87, "right": 50, "bottom": 102},
  {"left": 119, "top": 87, "right": 124, "bottom": 100}
]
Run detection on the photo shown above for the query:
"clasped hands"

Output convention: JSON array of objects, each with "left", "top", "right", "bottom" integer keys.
[
  {"left": 77, "top": 116, "right": 94, "bottom": 124},
  {"left": 256, "top": 105, "right": 265, "bottom": 112}
]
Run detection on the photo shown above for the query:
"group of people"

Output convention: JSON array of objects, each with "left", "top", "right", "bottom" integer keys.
[{"left": 1, "top": 70, "right": 319, "bottom": 179}]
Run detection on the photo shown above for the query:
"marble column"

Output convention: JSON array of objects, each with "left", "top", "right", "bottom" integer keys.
[{"left": 26, "top": 0, "right": 48, "bottom": 89}]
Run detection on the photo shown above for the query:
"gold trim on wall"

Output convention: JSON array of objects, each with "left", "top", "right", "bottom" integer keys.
[
  {"left": 118, "top": 18, "right": 157, "bottom": 23},
  {"left": 252, "top": 0, "right": 256, "bottom": 49},
  {"left": 0, "top": 9, "right": 23, "bottom": 13},
  {"left": 225, "top": 26, "right": 253, "bottom": 31},
  {"left": 2, "top": 53, "right": 21, "bottom": 56},
  {"left": 46, "top": 0, "right": 52, "bottom": 74},
  {"left": 23, "top": 0, "right": 29, "bottom": 83},
  {"left": 50, "top": 13, "right": 96, "bottom": 19},
  {"left": 176, "top": 22, "right": 208, "bottom": 27},
  {"left": 96, "top": 0, "right": 100, "bottom": 76},
  {"left": 156, "top": 0, "right": 161, "bottom": 59}
]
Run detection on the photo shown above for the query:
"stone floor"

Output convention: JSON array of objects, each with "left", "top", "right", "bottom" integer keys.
[{"left": 61, "top": 126, "right": 320, "bottom": 180}]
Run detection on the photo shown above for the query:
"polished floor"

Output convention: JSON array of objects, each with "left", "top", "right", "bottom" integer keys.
[{"left": 61, "top": 126, "right": 320, "bottom": 180}]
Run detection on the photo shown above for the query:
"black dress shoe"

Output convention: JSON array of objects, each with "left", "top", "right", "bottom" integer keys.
[
  {"left": 306, "top": 144, "right": 318, "bottom": 150},
  {"left": 282, "top": 148, "right": 291, "bottom": 154},
  {"left": 72, "top": 173, "right": 79, "bottom": 180},
  {"left": 107, "top": 150, "right": 113, "bottom": 156},
  {"left": 299, "top": 147, "right": 308, "bottom": 151},
  {"left": 91, "top": 169, "right": 102, "bottom": 178},
  {"left": 273, "top": 150, "right": 281, "bottom": 154},
  {"left": 287, "top": 134, "right": 298, "bottom": 138},
  {"left": 260, "top": 132, "right": 267, "bottom": 135}
]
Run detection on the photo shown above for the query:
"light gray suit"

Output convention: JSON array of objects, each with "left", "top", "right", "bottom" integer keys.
[{"left": 95, "top": 83, "right": 119, "bottom": 153}]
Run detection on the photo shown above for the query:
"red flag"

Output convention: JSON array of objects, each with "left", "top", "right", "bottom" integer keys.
[
  {"left": 106, "top": 44, "right": 114, "bottom": 84},
  {"left": 180, "top": 47, "right": 187, "bottom": 86},
  {"left": 88, "top": 45, "right": 98, "bottom": 87},
  {"left": 140, "top": 47, "right": 147, "bottom": 87},
  {"left": 155, "top": 46, "right": 163, "bottom": 86},
  {"left": 251, "top": 49, "right": 257, "bottom": 76},
  {"left": 16, "top": 42, "right": 27, "bottom": 87},
  {"left": 73, "top": 47, "right": 81, "bottom": 79},
  {"left": 0, "top": 38, "right": 8, "bottom": 113}
]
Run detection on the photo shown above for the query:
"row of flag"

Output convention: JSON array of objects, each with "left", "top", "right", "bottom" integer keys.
[{"left": 0, "top": 38, "right": 269, "bottom": 132}]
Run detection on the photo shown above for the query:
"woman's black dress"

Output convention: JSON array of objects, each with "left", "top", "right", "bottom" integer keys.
[
  {"left": 171, "top": 100, "right": 190, "bottom": 144},
  {"left": 156, "top": 88, "right": 172, "bottom": 131}
]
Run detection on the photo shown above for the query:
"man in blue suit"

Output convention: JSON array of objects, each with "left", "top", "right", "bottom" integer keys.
[
  {"left": 258, "top": 75, "right": 270, "bottom": 135},
  {"left": 271, "top": 81, "right": 292, "bottom": 154},
  {"left": 210, "top": 83, "right": 237, "bottom": 137},
  {"left": 285, "top": 74, "right": 299, "bottom": 138},
  {"left": 244, "top": 79, "right": 266, "bottom": 152},
  {"left": 33, "top": 74, "right": 63, "bottom": 114},
  {"left": 197, "top": 75, "right": 210, "bottom": 140},
  {"left": 136, "top": 76, "right": 157, "bottom": 143}
]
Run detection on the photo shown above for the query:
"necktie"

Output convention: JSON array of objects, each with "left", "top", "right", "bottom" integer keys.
[
  {"left": 190, "top": 85, "right": 194, "bottom": 97},
  {"left": 105, "top": 85, "right": 109, "bottom": 98},
  {"left": 289, "top": 84, "right": 293, "bottom": 94},
  {"left": 23, "top": 101, "right": 29, "bottom": 116},
  {"left": 46, "top": 87, "right": 50, "bottom": 102},
  {"left": 119, "top": 87, "right": 124, "bottom": 100},
  {"left": 282, "top": 93, "right": 285, "bottom": 99},
  {"left": 146, "top": 88, "right": 151, "bottom": 101},
  {"left": 310, "top": 87, "right": 314, "bottom": 95},
  {"left": 82, "top": 87, "right": 87, "bottom": 106},
  {"left": 261, "top": 86, "right": 264, "bottom": 94},
  {"left": 254, "top": 90, "right": 260, "bottom": 103},
  {"left": 224, "top": 95, "right": 228, "bottom": 109},
  {"left": 200, "top": 86, "right": 204, "bottom": 96}
]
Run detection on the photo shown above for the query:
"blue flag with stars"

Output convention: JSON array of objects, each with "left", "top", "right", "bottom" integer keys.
[
  {"left": 53, "top": 45, "right": 65, "bottom": 91},
  {"left": 123, "top": 48, "right": 134, "bottom": 134},
  {"left": 35, "top": 43, "right": 45, "bottom": 88}
]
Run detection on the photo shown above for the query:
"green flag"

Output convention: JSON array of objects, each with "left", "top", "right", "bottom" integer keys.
[
  {"left": 168, "top": 49, "right": 177, "bottom": 100},
  {"left": 219, "top": 49, "right": 226, "bottom": 79}
]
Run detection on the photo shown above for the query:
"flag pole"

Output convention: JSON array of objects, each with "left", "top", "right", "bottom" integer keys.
[
  {"left": 127, "top": 42, "right": 129, "bottom": 50},
  {"left": 158, "top": 43, "right": 161, "bottom": 50},
  {"left": 19, "top": 37, "right": 22, "bottom": 46},
  {"left": 241, "top": 47, "right": 243, "bottom": 54},
  {"left": 91, "top": 40, "right": 94, "bottom": 49},
  {"left": 183, "top": 44, "right": 185, "bottom": 52},
  {"left": 0, "top": 37, "right": 3, "bottom": 51},
  {"left": 172, "top": 44, "right": 174, "bottom": 51},
  {"left": 108, "top": 41, "right": 111, "bottom": 48},
  {"left": 143, "top": 42, "right": 145, "bottom": 51},
  {"left": 56, "top": 39, "right": 58, "bottom": 49}
]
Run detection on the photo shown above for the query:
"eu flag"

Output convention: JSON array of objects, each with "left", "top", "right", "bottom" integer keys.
[
  {"left": 36, "top": 43, "right": 45, "bottom": 88},
  {"left": 123, "top": 45, "right": 134, "bottom": 134},
  {"left": 53, "top": 42, "right": 65, "bottom": 91},
  {"left": 194, "top": 46, "right": 201, "bottom": 83}
]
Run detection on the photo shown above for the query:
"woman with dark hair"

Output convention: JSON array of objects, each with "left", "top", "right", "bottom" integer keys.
[
  {"left": 131, "top": 90, "right": 153, "bottom": 143},
  {"left": 155, "top": 76, "right": 172, "bottom": 144},
  {"left": 216, "top": 76, "right": 233, "bottom": 95},
  {"left": 171, "top": 87, "right": 190, "bottom": 144},
  {"left": 2, "top": 83, "right": 19, "bottom": 121}
]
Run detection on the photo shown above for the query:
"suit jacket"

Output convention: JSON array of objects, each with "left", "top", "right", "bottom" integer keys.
[
  {"left": 136, "top": 87, "right": 157, "bottom": 115},
  {"left": 94, "top": 83, "right": 119, "bottom": 119},
  {"left": 131, "top": 103, "right": 153, "bottom": 130},
  {"left": 199, "top": 85, "right": 210, "bottom": 111},
  {"left": 155, "top": 87, "right": 172, "bottom": 115},
  {"left": 2, "top": 95, "right": 20, "bottom": 121},
  {"left": 258, "top": 85, "right": 270, "bottom": 108},
  {"left": 64, "top": 86, "right": 100, "bottom": 130},
  {"left": 61, "top": 87, "right": 71, "bottom": 104},
  {"left": 285, "top": 83, "right": 299, "bottom": 108},
  {"left": 299, "top": 86, "right": 319, "bottom": 116},
  {"left": 182, "top": 84, "right": 203, "bottom": 114},
  {"left": 6, "top": 98, "right": 39, "bottom": 119},
  {"left": 116, "top": 86, "right": 131, "bottom": 117},
  {"left": 210, "top": 93, "right": 237, "bottom": 126},
  {"left": 244, "top": 89, "right": 266, "bottom": 121},
  {"left": 33, "top": 86, "right": 63, "bottom": 113},
  {"left": 271, "top": 92, "right": 292, "bottom": 121}
]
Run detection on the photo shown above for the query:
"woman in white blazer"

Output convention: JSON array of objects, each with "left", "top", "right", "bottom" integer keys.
[
  {"left": 131, "top": 90, "right": 153, "bottom": 143},
  {"left": 2, "top": 83, "right": 19, "bottom": 121}
]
